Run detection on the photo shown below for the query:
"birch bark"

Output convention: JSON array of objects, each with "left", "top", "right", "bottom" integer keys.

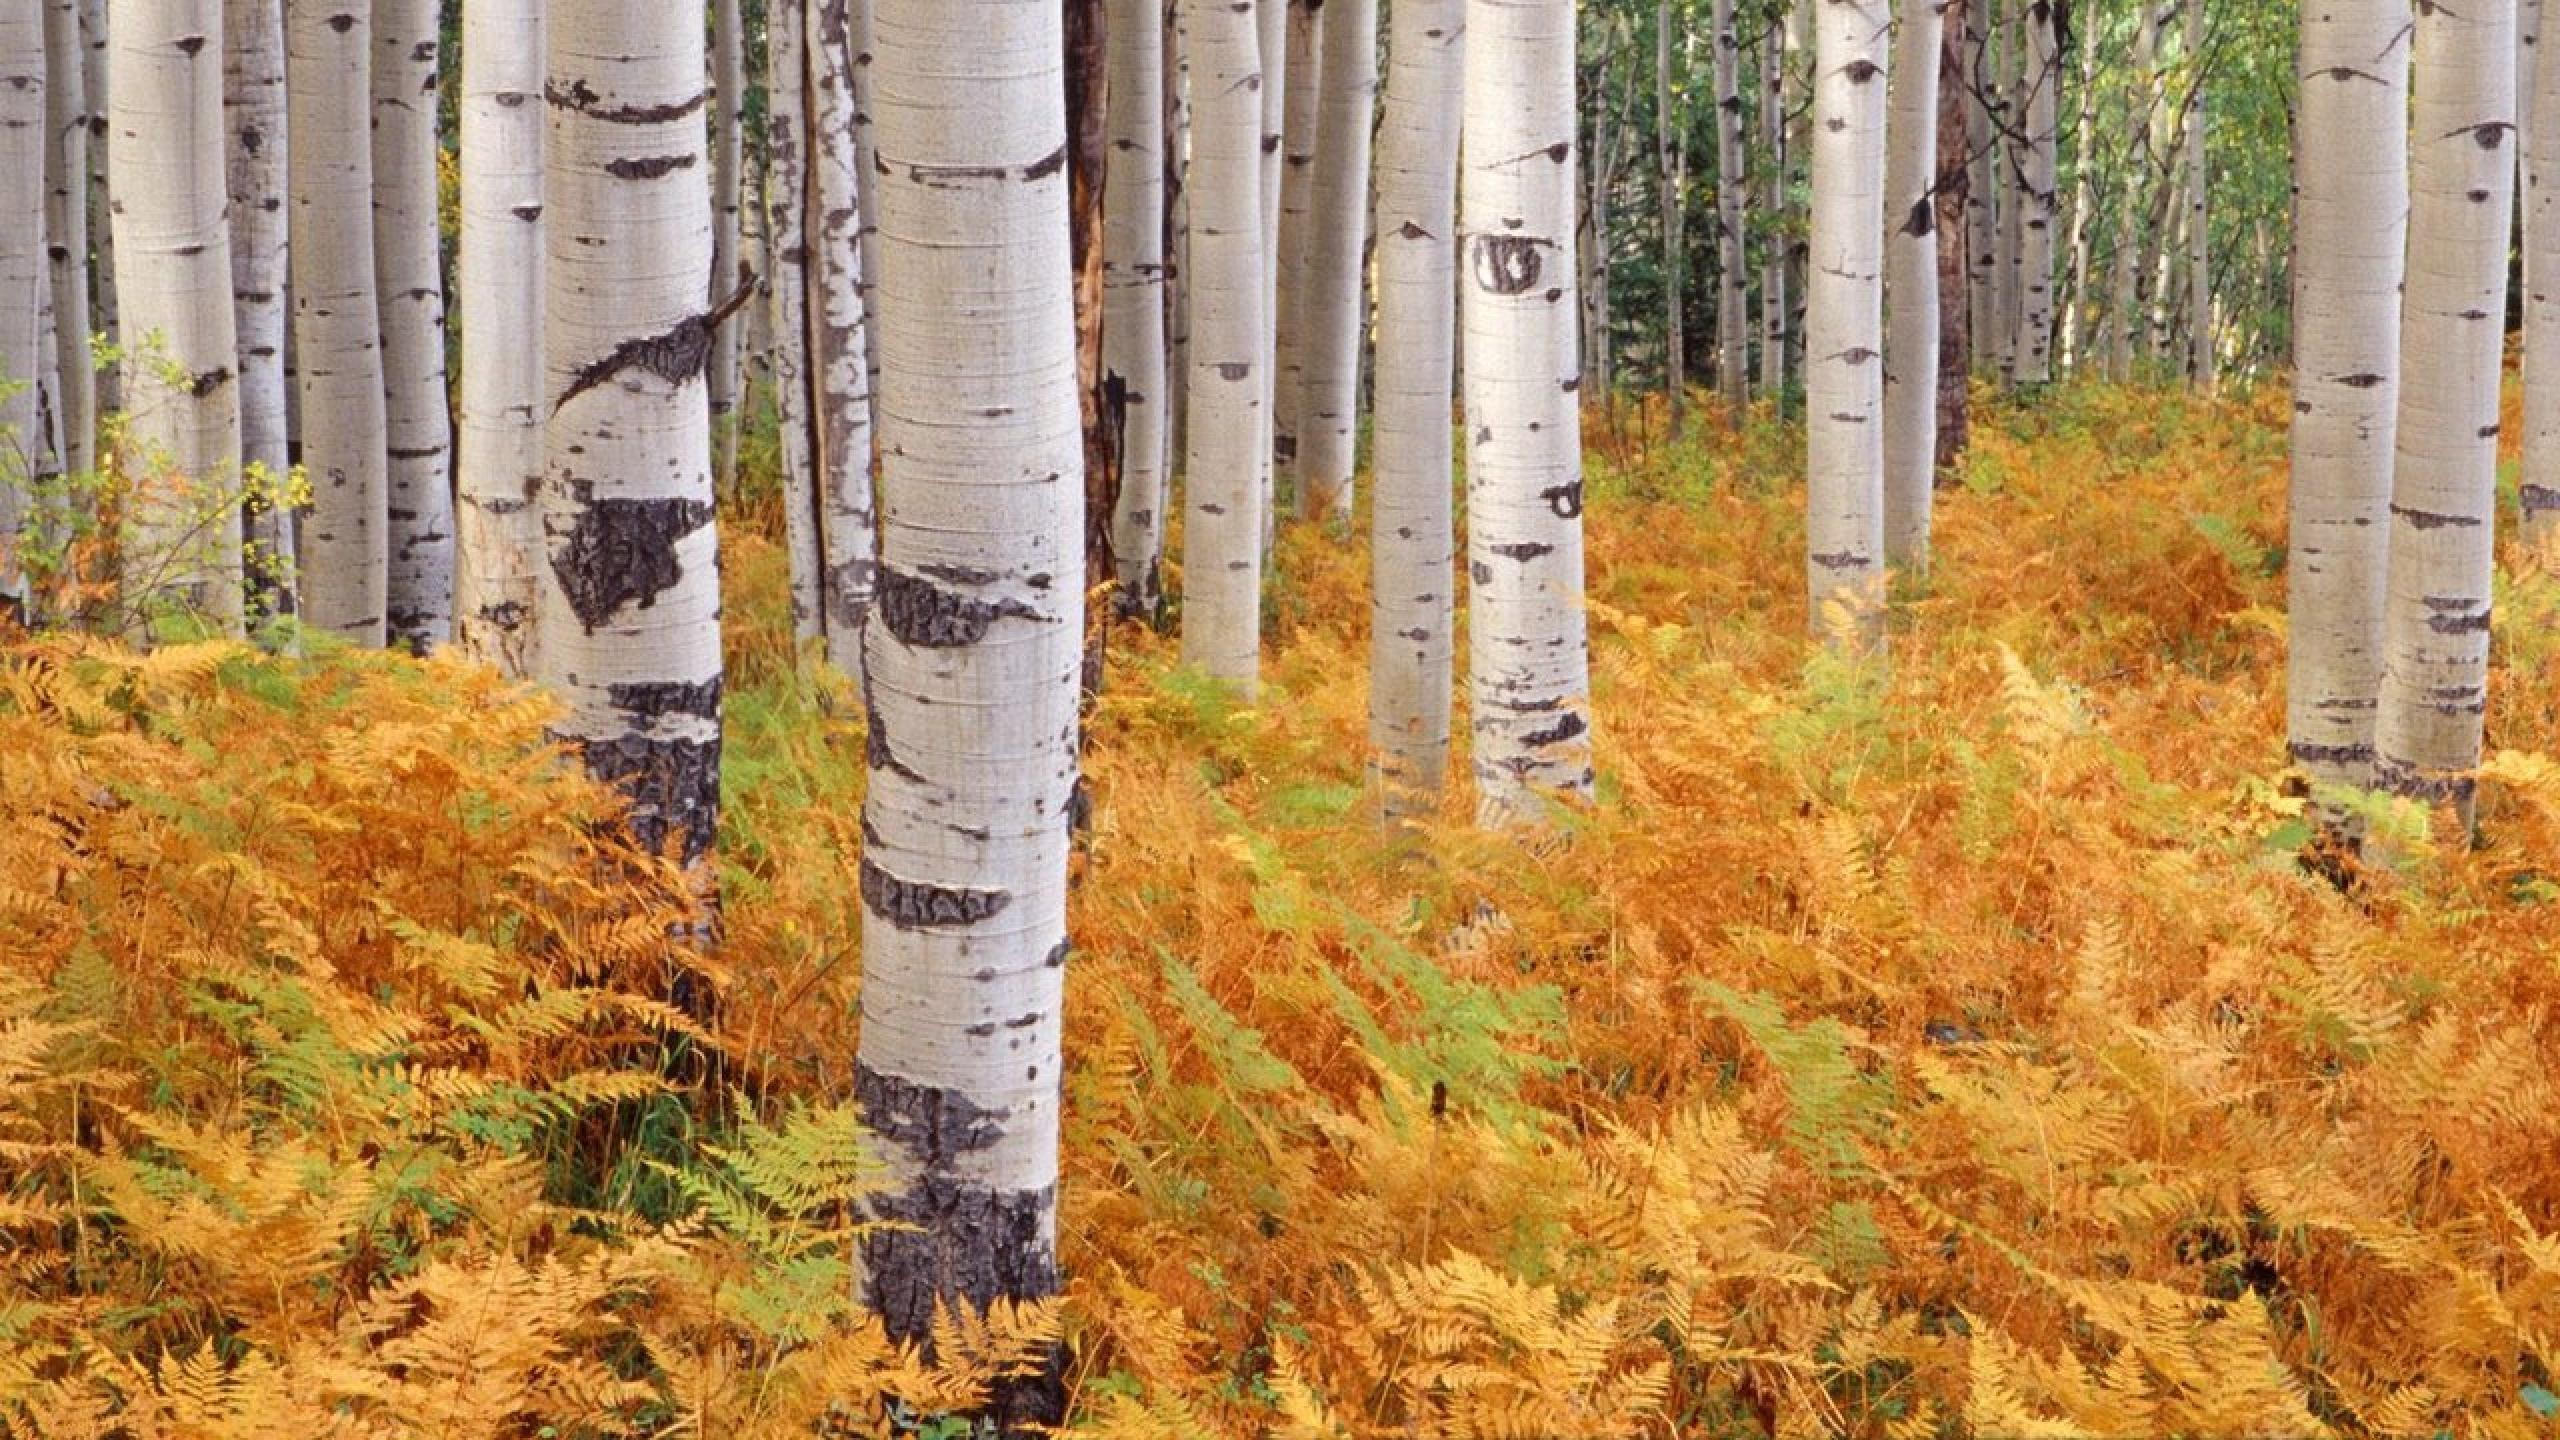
[
  {"left": 1105, "top": 0, "right": 1169, "bottom": 614},
  {"left": 224, "top": 0, "right": 291, "bottom": 620},
  {"left": 373, "top": 0, "right": 453, "bottom": 649},
  {"left": 43, "top": 0, "right": 90, "bottom": 484},
  {"left": 1883, "top": 0, "right": 1942, "bottom": 568},
  {"left": 1296, "top": 0, "right": 1376, "bottom": 522},
  {"left": 1805, "top": 0, "right": 1889, "bottom": 647},
  {"left": 807, "top": 0, "right": 878, "bottom": 677},
  {"left": 0, "top": 6, "right": 41, "bottom": 617}
]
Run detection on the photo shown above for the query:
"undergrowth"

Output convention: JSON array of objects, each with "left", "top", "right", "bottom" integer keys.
[{"left": 7, "top": 377, "right": 2560, "bottom": 1437}]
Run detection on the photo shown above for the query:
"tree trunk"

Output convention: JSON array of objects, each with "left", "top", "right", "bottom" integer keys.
[
  {"left": 541, "top": 0, "right": 724, "bottom": 863},
  {"left": 43, "top": 0, "right": 90, "bottom": 486},
  {"left": 0, "top": 4, "right": 42, "bottom": 619},
  {"left": 1269, "top": 0, "right": 1323, "bottom": 519},
  {"left": 1165, "top": 0, "right": 1189, "bottom": 480},
  {"left": 2374, "top": 0, "right": 2515, "bottom": 828},
  {"left": 1577, "top": 19, "right": 1614, "bottom": 403},
  {"left": 850, "top": 0, "right": 881, "bottom": 438},
  {"left": 1990, "top": 0, "right": 2020, "bottom": 381},
  {"left": 1369, "top": 0, "right": 1461, "bottom": 815},
  {"left": 807, "top": 0, "right": 879, "bottom": 678},
  {"left": 2287, "top": 0, "right": 2408, "bottom": 800},
  {"left": 710, "top": 0, "right": 746, "bottom": 489},
  {"left": 1806, "top": 0, "right": 1888, "bottom": 649},
  {"left": 81, "top": 0, "right": 115, "bottom": 416},
  {"left": 1656, "top": 0, "right": 1686, "bottom": 438},
  {"left": 2056, "top": 8, "right": 2096, "bottom": 368},
  {"left": 113, "top": 0, "right": 245, "bottom": 632},
  {"left": 766, "top": 0, "right": 823, "bottom": 641},
  {"left": 1933, "top": 0, "right": 1970, "bottom": 471},
  {"left": 855, "top": 2, "right": 1080, "bottom": 1423},
  {"left": 287, "top": 0, "right": 386, "bottom": 642},
  {"left": 2529, "top": 0, "right": 2560, "bottom": 550},
  {"left": 1251, "top": 0, "right": 1280, "bottom": 534},
  {"left": 1105, "top": 0, "right": 1169, "bottom": 615},
  {"left": 456, "top": 0, "right": 546, "bottom": 676},
  {"left": 1758, "top": 12, "right": 1789, "bottom": 398},
  {"left": 1962, "top": 0, "right": 1994, "bottom": 366},
  {"left": 2012, "top": 0, "right": 2055, "bottom": 382},
  {"left": 373, "top": 0, "right": 453, "bottom": 651},
  {"left": 1712, "top": 0, "right": 1747, "bottom": 407},
  {"left": 1296, "top": 0, "right": 1376, "bottom": 522},
  {"left": 1178, "top": 0, "right": 1266, "bottom": 693},
  {"left": 223, "top": 0, "right": 290, "bottom": 625},
  {"left": 1883, "top": 0, "right": 1942, "bottom": 569},
  {"left": 1464, "top": 0, "right": 1593, "bottom": 825},
  {"left": 2104, "top": 11, "right": 2153, "bottom": 380},
  {"left": 2182, "top": 0, "right": 2212, "bottom": 389}
]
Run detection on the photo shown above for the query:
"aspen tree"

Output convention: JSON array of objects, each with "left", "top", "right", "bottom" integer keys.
[
  {"left": 456, "top": 0, "right": 546, "bottom": 675},
  {"left": 2181, "top": 0, "right": 2211, "bottom": 388},
  {"left": 1296, "top": 0, "right": 1376, "bottom": 522},
  {"left": 1712, "top": 0, "right": 1747, "bottom": 407},
  {"left": 1370, "top": 0, "right": 1462, "bottom": 814},
  {"left": 112, "top": 0, "right": 245, "bottom": 631},
  {"left": 1804, "top": 0, "right": 1889, "bottom": 648},
  {"left": 1104, "top": 0, "right": 1169, "bottom": 614},
  {"left": 1883, "top": 0, "right": 1943, "bottom": 568},
  {"left": 1963, "top": 0, "right": 1995, "bottom": 360},
  {"left": 224, "top": 0, "right": 289, "bottom": 619},
  {"left": 2103, "top": 12, "right": 2153, "bottom": 381},
  {"left": 287, "top": 0, "right": 387, "bottom": 642},
  {"left": 855, "top": 1, "right": 1082, "bottom": 1413},
  {"left": 848, "top": 0, "right": 881, "bottom": 435},
  {"left": 1932, "top": 0, "right": 1970, "bottom": 468},
  {"left": 806, "top": 0, "right": 877, "bottom": 677},
  {"left": 765, "top": 0, "right": 822, "bottom": 641},
  {"left": 373, "top": 0, "right": 452, "bottom": 650},
  {"left": 1465, "top": 0, "right": 1594, "bottom": 824},
  {"left": 43, "top": 0, "right": 90, "bottom": 484},
  {"left": 1252, "top": 0, "right": 1281, "bottom": 522},
  {"left": 81, "top": 0, "right": 115, "bottom": 414},
  {"left": 2528, "top": 0, "right": 2560, "bottom": 551},
  {"left": 1270, "top": 0, "right": 1323, "bottom": 512},
  {"left": 2012, "top": 0, "right": 2055, "bottom": 382},
  {"left": 1165, "top": 0, "right": 1190, "bottom": 475},
  {"left": 540, "top": 0, "right": 724, "bottom": 863},
  {"left": 1178, "top": 0, "right": 1266, "bottom": 694},
  {"left": 1989, "top": 0, "right": 2020, "bottom": 379},
  {"left": 2287, "top": 0, "right": 2408, "bottom": 796},
  {"left": 2375, "top": 0, "right": 2515, "bottom": 826},
  {"left": 710, "top": 0, "right": 745, "bottom": 487},
  {"left": 1758, "top": 14, "right": 1790, "bottom": 398},
  {"left": 0, "top": 4, "right": 39, "bottom": 617},
  {"left": 1655, "top": 0, "right": 1686, "bottom": 438}
]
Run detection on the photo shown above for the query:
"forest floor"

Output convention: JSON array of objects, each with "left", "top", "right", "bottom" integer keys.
[{"left": 8, "top": 380, "right": 2560, "bottom": 1437}]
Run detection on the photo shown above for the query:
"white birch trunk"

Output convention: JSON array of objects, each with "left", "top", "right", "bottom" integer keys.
[
  {"left": 765, "top": 0, "right": 822, "bottom": 641},
  {"left": 2529, "top": 0, "right": 2560, "bottom": 550},
  {"left": 1883, "top": 0, "right": 1942, "bottom": 569},
  {"left": 2056, "top": 9, "right": 2095, "bottom": 368},
  {"left": 709, "top": 0, "right": 746, "bottom": 488},
  {"left": 1655, "top": 2, "right": 1685, "bottom": 437},
  {"left": 1166, "top": 0, "right": 1191, "bottom": 478},
  {"left": 2287, "top": 0, "right": 2409, "bottom": 799},
  {"left": 2182, "top": 0, "right": 2211, "bottom": 389},
  {"left": 1268, "top": 0, "right": 1323, "bottom": 516},
  {"left": 2104, "top": 13, "right": 2152, "bottom": 381},
  {"left": 1712, "top": 0, "right": 1747, "bottom": 407},
  {"left": 1465, "top": 0, "right": 1593, "bottom": 825},
  {"left": 81, "top": 0, "right": 115, "bottom": 415},
  {"left": 456, "top": 0, "right": 546, "bottom": 675},
  {"left": 0, "top": 5, "right": 41, "bottom": 617},
  {"left": 372, "top": 0, "right": 452, "bottom": 650},
  {"left": 847, "top": 0, "right": 880, "bottom": 438},
  {"left": 2375, "top": 0, "right": 2516, "bottom": 825},
  {"left": 540, "top": 0, "right": 724, "bottom": 863},
  {"left": 1178, "top": 0, "right": 1267, "bottom": 693},
  {"left": 112, "top": 0, "right": 244, "bottom": 632},
  {"left": 807, "top": 0, "right": 877, "bottom": 678},
  {"left": 225, "top": 0, "right": 291, "bottom": 622},
  {"left": 1989, "top": 0, "right": 2019, "bottom": 380},
  {"left": 1369, "top": 0, "right": 1461, "bottom": 814},
  {"left": 1758, "top": 18, "right": 1790, "bottom": 397},
  {"left": 288, "top": 0, "right": 387, "bottom": 642},
  {"left": 2013, "top": 0, "right": 2055, "bottom": 382},
  {"left": 1962, "top": 0, "right": 1994, "bottom": 363},
  {"left": 1805, "top": 0, "right": 1888, "bottom": 648},
  {"left": 855, "top": 0, "right": 1080, "bottom": 1404},
  {"left": 1104, "top": 0, "right": 1169, "bottom": 614},
  {"left": 43, "top": 0, "right": 91, "bottom": 485},
  {"left": 1296, "top": 0, "right": 1375, "bottom": 522}
]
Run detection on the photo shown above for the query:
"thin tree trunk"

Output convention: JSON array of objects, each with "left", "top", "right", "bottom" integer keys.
[
  {"left": 1296, "top": 0, "right": 1376, "bottom": 522},
  {"left": 2288, "top": 0, "right": 2409, "bottom": 802},
  {"left": 2374, "top": 0, "right": 2516, "bottom": 828},
  {"left": 1179, "top": 0, "right": 1266, "bottom": 692},
  {"left": 1105, "top": 0, "right": 1169, "bottom": 615},
  {"left": 113, "top": 0, "right": 245, "bottom": 632},
  {"left": 1369, "top": 0, "right": 1461, "bottom": 815},
  {"left": 710, "top": 0, "right": 746, "bottom": 489},
  {"left": 766, "top": 0, "right": 822, "bottom": 641},
  {"left": 855, "top": 3, "right": 1080, "bottom": 1420},
  {"left": 849, "top": 0, "right": 881, "bottom": 437},
  {"left": 2183, "top": 0, "right": 2212, "bottom": 389},
  {"left": 1758, "top": 12, "right": 1789, "bottom": 398},
  {"left": 1656, "top": 0, "right": 1686, "bottom": 438},
  {"left": 2104, "top": 12, "right": 2152, "bottom": 381},
  {"left": 1962, "top": 0, "right": 1994, "bottom": 365},
  {"left": 2012, "top": 0, "right": 2055, "bottom": 382},
  {"left": 1883, "top": 0, "right": 1942, "bottom": 569},
  {"left": 1577, "top": 24, "right": 1613, "bottom": 402},
  {"left": 224, "top": 0, "right": 291, "bottom": 625},
  {"left": 1164, "top": 0, "right": 1189, "bottom": 480},
  {"left": 807, "top": 0, "right": 877, "bottom": 678},
  {"left": 1464, "top": 0, "right": 1593, "bottom": 824},
  {"left": 1990, "top": 0, "right": 2020, "bottom": 381},
  {"left": 456, "top": 0, "right": 546, "bottom": 676},
  {"left": 1269, "top": 0, "right": 1324, "bottom": 519},
  {"left": 81, "top": 0, "right": 114, "bottom": 416},
  {"left": 1933, "top": 0, "right": 1969, "bottom": 471},
  {"left": 1713, "top": 0, "right": 1747, "bottom": 407},
  {"left": 373, "top": 0, "right": 454, "bottom": 650},
  {"left": 540, "top": 0, "right": 724, "bottom": 862},
  {"left": 1805, "top": 0, "right": 1888, "bottom": 649},
  {"left": 0, "top": 5, "right": 41, "bottom": 619},
  {"left": 2529, "top": 0, "right": 2560, "bottom": 550},
  {"left": 1251, "top": 0, "right": 1280, "bottom": 534},
  {"left": 2056, "top": 7, "right": 2096, "bottom": 368},
  {"left": 43, "top": 0, "right": 90, "bottom": 485}
]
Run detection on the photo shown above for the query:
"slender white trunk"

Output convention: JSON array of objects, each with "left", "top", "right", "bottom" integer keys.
[
  {"left": 1883, "top": 0, "right": 1943, "bottom": 569},
  {"left": 1179, "top": 0, "right": 1266, "bottom": 693},
  {"left": 1296, "top": 0, "right": 1375, "bottom": 521},
  {"left": 540, "top": 0, "right": 723, "bottom": 862},
  {"left": 1990, "top": 0, "right": 2020, "bottom": 380},
  {"left": 372, "top": 0, "right": 452, "bottom": 650},
  {"left": 2012, "top": 0, "right": 2055, "bottom": 382},
  {"left": 1465, "top": 0, "right": 1593, "bottom": 825},
  {"left": 1758, "top": 17, "right": 1789, "bottom": 397},
  {"left": 709, "top": 0, "right": 745, "bottom": 487},
  {"left": 1805, "top": 0, "right": 1889, "bottom": 648},
  {"left": 1370, "top": 0, "right": 1461, "bottom": 814},
  {"left": 2288, "top": 0, "right": 2409, "bottom": 798},
  {"left": 81, "top": 0, "right": 115, "bottom": 415},
  {"left": 43, "top": 0, "right": 90, "bottom": 484},
  {"left": 456, "top": 0, "right": 546, "bottom": 675},
  {"left": 848, "top": 0, "right": 881, "bottom": 438},
  {"left": 2374, "top": 0, "right": 2515, "bottom": 825},
  {"left": 1712, "top": 0, "right": 1747, "bottom": 406},
  {"left": 2182, "top": 0, "right": 2211, "bottom": 389},
  {"left": 225, "top": 0, "right": 291, "bottom": 622},
  {"left": 2529, "top": 0, "right": 2560, "bottom": 550},
  {"left": 1104, "top": 0, "right": 1168, "bottom": 614},
  {"left": 1166, "top": 0, "right": 1190, "bottom": 479},
  {"left": 1962, "top": 0, "right": 1994, "bottom": 363},
  {"left": 1269, "top": 0, "right": 1323, "bottom": 515},
  {"left": 807, "top": 0, "right": 877, "bottom": 678},
  {"left": 2056, "top": 10, "right": 2095, "bottom": 368},
  {"left": 856, "top": 1, "right": 1080, "bottom": 1406},
  {"left": 1654, "top": 2, "right": 1686, "bottom": 438},
  {"left": 113, "top": 0, "right": 245, "bottom": 632},
  {"left": 2104, "top": 15, "right": 2152, "bottom": 381},
  {"left": 0, "top": 5, "right": 42, "bottom": 617},
  {"left": 288, "top": 0, "right": 387, "bottom": 641},
  {"left": 765, "top": 0, "right": 822, "bottom": 641}
]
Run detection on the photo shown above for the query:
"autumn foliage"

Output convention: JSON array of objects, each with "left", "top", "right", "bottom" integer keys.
[{"left": 8, "top": 381, "right": 2560, "bottom": 1436}]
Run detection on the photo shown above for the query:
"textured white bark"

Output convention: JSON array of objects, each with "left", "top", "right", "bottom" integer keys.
[
  {"left": 112, "top": 0, "right": 245, "bottom": 632},
  {"left": 2012, "top": 0, "right": 2055, "bottom": 382},
  {"left": 1465, "top": 0, "right": 1593, "bottom": 825},
  {"left": 1805, "top": 0, "right": 1889, "bottom": 648},
  {"left": 540, "top": 0, "right": 723, "bottom": 863},
  {"left": 1883, "top": 0, "right": 1942, "bottom": 569},
  {"left": 43, "top": 0, "right": 90, "bottom": 484},
  {"left": 709, "top": 0, "right": 745, "bottom": 488},
  {"left": 847, "top": 0, "right": 880, "bottom": 439},
  {"left": 2182, "top": 0, "right": 2211, "bottom": 388},
  {"left": 2530, "top": 0, "right": 2560, "bottom": 550},
  {"left": 1712, "top": 0, "right": 1747, "bottom": 406},
  {"left": 2103, "top": 12, "right": 2152, "bottom": 381},
  {"left": 1989, "top": 0, "right": 2019, "bottom": 379},
  {"left": 1166, "top": 0, "right": 1191, "bottom": 478},
  {"left": 225, "top": 0, "right": 290, "bottom": 621},
  {"left": 1758, "top": 18, "right": 1790, "bottom": 397},
  {"left": 1104, "top": 0, "right": 1168, "bottom": 614},
  {"left": 856, "top": 0, "right": 1080, "bottom": 1358},
  {"left": 765, "top": 0, "right": 822, "bottom": 642},
  {"left": 2287, "top": 0, "right": 2408, "bottom": 796},
  {"left": 1962, "top": 0, "right": 1994, "bottom": 361},
  {"left": 287, "top": 0, "right": 387, "bottom": 642},
  {"left": 1178, "top": 0, "right": 1266, "bottom": 694},
  {"left": 1296, "top": 0, "right": 1375, "bottom": 522},
  {"left": 456, "top": 0, "right": 546, "bottom": 676},
  {"left": 81, "top": 0, "right": 115, "bottom": 416},
  {"left": 373, "top": 0, "right": 453, "bottom": 650},
  {"left": 1654, "top": 1, "right": 1685, "bottom": 437},
  {"left": 0, "top": 5, "right": 40, "bottom": 615},
  {"left": 1369, "top": 0, "right": 1461, "bottom": 814},
  {"left": 806, "top": 0, "right": 877, "bottom": 678},
  {"left": 2374, "top": 0, "right": 2515, "bottom": 823},
  {"left": 1269, "top": 0, "right": 1323, "bottom": 514}
]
